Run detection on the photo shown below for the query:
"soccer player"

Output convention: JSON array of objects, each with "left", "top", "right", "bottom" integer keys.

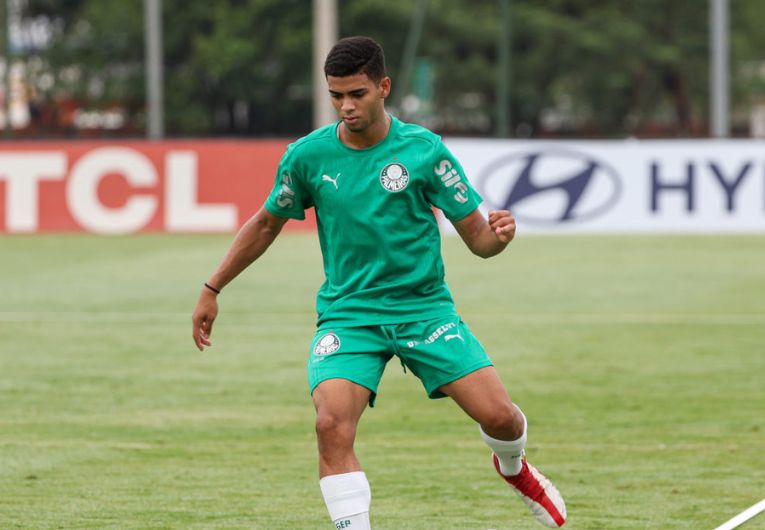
[{"left": 191, "top": 36, "right": 566, "bottom": 529}]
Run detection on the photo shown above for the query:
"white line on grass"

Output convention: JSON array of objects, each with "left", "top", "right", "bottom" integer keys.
[
  {"left": 713, "top": 499, "right": 765, "bottom": 530},
  {"left": 0, "top": 311, "right": 314, "bottom": 323},
  {"left": 369, "top": 440, "right": 755, "bottom": 452},
  {"left": 461, "top": 312, "right": 765, "bottom": 325},
  {"left": 2, "top": 311, "right": 764, "bottom": 325}
]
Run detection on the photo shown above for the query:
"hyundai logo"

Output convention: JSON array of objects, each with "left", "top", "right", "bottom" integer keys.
[{"left": 476, "top": 148, "right": 622, "bottom": 224}]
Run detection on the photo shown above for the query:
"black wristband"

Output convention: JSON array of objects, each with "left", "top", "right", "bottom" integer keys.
[{"left": 204, "top": 282, "right": 221, "bottom": 295}]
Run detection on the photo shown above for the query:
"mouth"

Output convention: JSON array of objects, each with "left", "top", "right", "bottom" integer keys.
[{"left": 343, "top": 116, "right": 359, "bottom": 125}]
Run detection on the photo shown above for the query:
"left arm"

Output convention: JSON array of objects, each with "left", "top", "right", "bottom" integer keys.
[{"left": 452, "top": 209, "right": 516, "bottom": 259}]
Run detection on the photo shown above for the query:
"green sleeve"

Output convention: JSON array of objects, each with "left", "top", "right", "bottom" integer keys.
[
  {"left": 264, "top": 146, "right": 312, "bottom": 220},
  {"left": 424, "top": 140, "right": 482, "bottom": 221}
]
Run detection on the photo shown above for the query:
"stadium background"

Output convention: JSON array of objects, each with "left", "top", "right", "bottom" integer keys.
[{"left": 1, "top": 1, "right": 764, "bottom": 529}]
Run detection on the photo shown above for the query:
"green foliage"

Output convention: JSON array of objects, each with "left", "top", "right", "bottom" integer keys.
[
  {"left": 19, "top": 0, "right": 765, "bottom": 137},
  {"left": 27, "top": 0, "right": 143, "bottom": 105},
  {"left": 731, "top": 0, "right": 765, "bottom": 105}
]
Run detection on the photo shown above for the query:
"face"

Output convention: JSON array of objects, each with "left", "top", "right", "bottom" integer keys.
[{"left": 327, "top": 73, "right": 391, "bottom": 133}]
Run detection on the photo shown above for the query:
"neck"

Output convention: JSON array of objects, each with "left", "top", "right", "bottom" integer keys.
[{"left": 340, "top": 113, "right": 391, "bottom": 149}]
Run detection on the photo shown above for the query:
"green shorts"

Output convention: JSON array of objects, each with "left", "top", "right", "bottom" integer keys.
[{"left": 307, "top": 315, "right": 493, "bottom": 405}]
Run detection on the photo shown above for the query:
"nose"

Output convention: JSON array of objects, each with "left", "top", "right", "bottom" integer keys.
[{"left": 340, "top": 97, "right": 355, "bottom": 114}]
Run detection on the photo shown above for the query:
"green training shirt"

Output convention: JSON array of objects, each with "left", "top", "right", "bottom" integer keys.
[{"left": 265, "top": 116, "right": 482, "bottom": 327}]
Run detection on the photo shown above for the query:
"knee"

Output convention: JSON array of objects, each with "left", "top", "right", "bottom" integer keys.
[
  {"left": 315, "top": 411, "right": 357, "bottom": 444},
  {"left": 481, "top": 403, "right": 524, "bottom": 439}
]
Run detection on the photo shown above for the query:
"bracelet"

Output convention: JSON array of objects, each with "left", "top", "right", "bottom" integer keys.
[{"left": 204, "top": 282, "right": 221, "bottom": 295}]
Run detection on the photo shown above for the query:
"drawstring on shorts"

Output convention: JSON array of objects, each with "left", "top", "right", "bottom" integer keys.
[{"left": 380, "top": 324, "right": 407, "bottom": 373}]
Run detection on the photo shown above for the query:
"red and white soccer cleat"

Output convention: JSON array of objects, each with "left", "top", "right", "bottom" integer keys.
[{"left": 492, "top": 453, "right": 567, "bottom": 528}]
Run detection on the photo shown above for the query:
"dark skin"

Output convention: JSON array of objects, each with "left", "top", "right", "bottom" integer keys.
[{"left": 191, "top": 71, "right": 522, "bottom": 479}]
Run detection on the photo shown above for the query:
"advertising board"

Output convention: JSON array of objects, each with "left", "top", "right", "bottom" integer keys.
[{"left": 1, "top": 139, "right": 763, "bottom": 234}]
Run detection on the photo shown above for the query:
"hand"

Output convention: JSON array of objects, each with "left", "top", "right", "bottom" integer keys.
[
  {"left": 488, "top": 210, "right": 516, "bottom": 244},
  {"left": 192, "top": 288, "right": 219, "bottom": 351}
]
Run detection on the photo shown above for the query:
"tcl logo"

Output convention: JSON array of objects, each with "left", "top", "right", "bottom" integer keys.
[{"left": 0, "top": 147, "right": 238, "bottom": 233}]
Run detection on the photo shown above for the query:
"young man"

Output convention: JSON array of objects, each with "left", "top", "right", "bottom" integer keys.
[{"left": 191, "top": 36, "right": 566, "bottom": 528}]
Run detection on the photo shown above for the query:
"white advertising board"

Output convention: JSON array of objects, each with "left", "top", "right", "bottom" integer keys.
[{"left": 443, "top": 139, "right": 765, "bottom": 233}]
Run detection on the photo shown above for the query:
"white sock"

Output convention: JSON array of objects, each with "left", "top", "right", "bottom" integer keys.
[
  {"left": 319, "top": 471, "right": 371, "bottom": 529},
  {"left": 480, "top": 406, "right": 527, "bottom": 476}
]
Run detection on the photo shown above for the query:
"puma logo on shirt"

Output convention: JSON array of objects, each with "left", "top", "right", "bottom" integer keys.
[{"left": 322, "top": 173, "right": 341, "bottom": 189}]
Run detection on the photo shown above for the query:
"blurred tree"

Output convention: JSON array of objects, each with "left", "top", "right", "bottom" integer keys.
[
  {"left": 730, "top": 0, "right": 765, "bottom": 134},
  {"left": 24, "top": 0, "right": 144, "bottom": 135},
  {"left": 26, "top": 0, "right": 314, "bottom": 136},
  {"left": 175, "top": 0, "right": 312, "bottom": 135},
  {"left": 17, "top": 0, "right": 765, "bottom": 137},
  {"left": 508, "top": 0, "right": 710, "bottom": 137}
]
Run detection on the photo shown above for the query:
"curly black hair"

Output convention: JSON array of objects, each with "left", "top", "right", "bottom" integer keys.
[{"left": 324, "top": 36, "right": 387, "bottom": 82}]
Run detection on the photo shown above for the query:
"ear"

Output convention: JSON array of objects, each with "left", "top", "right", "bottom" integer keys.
[{"left": 379, "top": 76, "right": 391, "bottom": 99}]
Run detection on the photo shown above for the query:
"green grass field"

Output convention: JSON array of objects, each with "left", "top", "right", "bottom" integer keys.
[{"left": 1, "top": 232, "right": 764, "bottom": 529}]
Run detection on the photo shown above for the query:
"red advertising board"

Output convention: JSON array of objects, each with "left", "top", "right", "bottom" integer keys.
[{"left": 0, "top": 140, "right": 317, "bottom": 233}]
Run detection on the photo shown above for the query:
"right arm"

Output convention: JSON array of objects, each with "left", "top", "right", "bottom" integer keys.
[{"left": 191, "top": 207, "right": 288, "bottom": 351}]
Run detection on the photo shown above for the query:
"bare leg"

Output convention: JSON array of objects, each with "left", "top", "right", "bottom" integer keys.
[
  {"left": 441, "top": 366, "right": 567, "bottom": 527},
  {"left": 313, "top": 378, "right": 373, "bottom": 528},
  {"left": 439, "top": 366, "right": 524, "bottom": 440},
  {"left": 312, "top": 378, "right": 371, "bottom": 477}
]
